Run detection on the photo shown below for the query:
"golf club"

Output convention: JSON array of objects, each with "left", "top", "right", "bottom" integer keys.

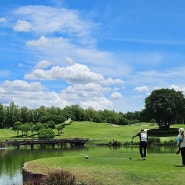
[{"left": 129, "top": 137, "right": 133, "bottom": 160}]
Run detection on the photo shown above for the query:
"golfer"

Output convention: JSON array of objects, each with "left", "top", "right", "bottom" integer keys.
[
  {"left": 176, "top": 128, "right": 185, "bottom": 166},
  {"left": 132, "top": 129, "right": 147, "bottom": 160}
]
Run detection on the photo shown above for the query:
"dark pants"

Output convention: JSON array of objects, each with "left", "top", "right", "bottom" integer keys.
[
  {"left": 180, "top": 147, "right": 185, "bottom": 165},
  {"left": 139, "top": 141, "right": 147, "bottom": 158}
]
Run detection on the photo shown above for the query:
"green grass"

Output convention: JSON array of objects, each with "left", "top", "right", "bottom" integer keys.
[
  {"left": 58, "top": 121, "right": 156, "bottom": 143},
  {"left": 0, "top": 121, "right": 183, "bottom": 143},
  {"left": 1, "top": 122, "right": 185, "bottom": 184},
  {"left": 25, "top": 146, "right": 184, "bottom": 185}
]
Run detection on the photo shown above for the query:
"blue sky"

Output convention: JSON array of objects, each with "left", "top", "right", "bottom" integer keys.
[{"left": 0, "top": 0, "right": 185, "bottom": 113}]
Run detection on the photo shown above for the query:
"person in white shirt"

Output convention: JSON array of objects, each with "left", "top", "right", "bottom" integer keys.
[
  {"left": 132, "top": 129, "right": 147, "bottom": 160},
  {"left": 176, "top": 128, "right": 185, "bottom": 166}
]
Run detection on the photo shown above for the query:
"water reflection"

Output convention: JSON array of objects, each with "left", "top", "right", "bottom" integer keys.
[
  {"left": 148, "top": 145, "right": 177, "bottom": 153},
  {"left": 0, "top": 146, "right": 89, "bottom": 185}
]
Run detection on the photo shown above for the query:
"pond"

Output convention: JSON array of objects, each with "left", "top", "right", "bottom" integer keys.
[{"left": 0, "top": 145, "right": 177, "bottom": 185}]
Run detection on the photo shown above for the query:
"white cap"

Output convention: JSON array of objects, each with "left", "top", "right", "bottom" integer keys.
[{"left": 179, "top": 128, "right": 184, "bottom": 134}]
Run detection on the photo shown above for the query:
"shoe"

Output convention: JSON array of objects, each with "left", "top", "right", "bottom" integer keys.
[
  {"left": 179, "top": 164, "right": 185, "bottom": 167},
  {"left": 142, "top": 157, "right": 146, "bottom": 160}
]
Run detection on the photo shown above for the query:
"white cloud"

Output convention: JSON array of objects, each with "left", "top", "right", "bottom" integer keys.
[
  {"left": 0, "top": 80, "right": 67, "bottom": 108},
  {"left": 65, "top": 57, "right": 75, "bottom": 65},
  {"left": 81, "top": 97, "right": 113, "bottom": 110},
  {"left": 14, "top": 6, "right": 94, "bottom": 39},
  {"left": 35, "top": 60, "right": 52, "bottom": 69},
  {"left": 13, "top": 19, "right": 32, "bottom": 32},
  {"left": 2, "top": 80, "right": 45, "bottom": 91},
  {"left": 169, "top": 84, "right": 185, "bottom": 94},
  {"left": 24, "top": 63, "right": 104, "bottom": 82},
  {"left": 27, "top": 36, "right": 50, "bottom": 46},
  {"left": 0, "top": 79, "right": 115, "bottom": 111},
  {"left": 135, "top": 86, "right": 149, "bottom": 92},
  {"left": 102, "top": 77, "right": 124, "bottom": 86},
  {"left": 110, "top": 92, "right": 123, "bottom": 99}
]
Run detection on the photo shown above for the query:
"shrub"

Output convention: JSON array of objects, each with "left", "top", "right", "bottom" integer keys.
[
  {"left": 38, "top": 128, "right": 55, "bottom": 139},
  {"left": 43, "top": 168, "right": 76, "bottom": 185},
  {"left": 109, "top": 140, "right": 122, "bottom": 146},
  {"left": 147, "top": 128, "right": 178, "bottom": 136}
]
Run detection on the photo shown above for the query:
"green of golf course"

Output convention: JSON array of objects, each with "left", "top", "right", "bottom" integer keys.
[{"left": 1, "top": 121, "right": 185, "bottom": 184}]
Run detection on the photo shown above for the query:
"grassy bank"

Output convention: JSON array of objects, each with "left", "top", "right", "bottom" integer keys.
[{"left": 25, "top": 146, "right": 183, "bottom": 185}]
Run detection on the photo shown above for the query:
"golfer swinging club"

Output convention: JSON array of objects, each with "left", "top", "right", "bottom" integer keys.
[{"left": 132, "top": 129, "right": 148, "bottom": 160}]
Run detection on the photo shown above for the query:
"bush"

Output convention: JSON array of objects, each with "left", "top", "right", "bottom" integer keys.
[
  {"left": 43, "top": 168, "right": 76, "bottom": 185},
  {"left": 109, "top": 140, "right": 122, "bottom": 146},
  {"left": 38, "top": 128, "right": 55, "bottom": 139},
  {"left": 147, "top": 128, "right": 178, "bottom": 136}
]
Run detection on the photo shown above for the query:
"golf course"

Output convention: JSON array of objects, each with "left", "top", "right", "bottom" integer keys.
[{"left": 1, "top": 121, "right": 183, "bottom": 185}]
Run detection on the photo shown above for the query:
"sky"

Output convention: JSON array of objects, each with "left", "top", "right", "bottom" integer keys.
[{"left": 0, "top": 0, "right": 185, "bottom": 113}]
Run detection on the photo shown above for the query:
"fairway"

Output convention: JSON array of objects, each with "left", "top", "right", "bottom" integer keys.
[{"left": 25, "top": 146, "right": 185, "bottom": 185}]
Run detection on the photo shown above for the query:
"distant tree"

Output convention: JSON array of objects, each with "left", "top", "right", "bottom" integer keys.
[
  {"left": 0, "top": 103, "right": 4, "bottom": 128},
  {"left": 46, "top": 120, "right": 56, "bottom": 129},
  {"left": 20, "top": 123, "right": 30, "bottom": 137},
  {"left": 12, "top": 121, "right": 22, "bottom": 136},
  {"left": 20, "top": 106, "right": 30, "bottom": 123},
  {"left": 145, "top": 88, "right": 185, "bottom": 130},
  {"left": 33, "top": 122, "right": 43, "bottom": 133},
  {"left": 56, "top": 123, "right": 65, "bottom": 135},
  {"left": 38, "top": 128, "right": 55, "bottom": 139},
  {"left": 3, "top": 102, "right": 20, "bottom": 128}
]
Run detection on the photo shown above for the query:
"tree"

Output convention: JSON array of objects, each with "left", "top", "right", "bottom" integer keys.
[
  {"left": 12, "top": 121, "right": 22, "bottom": 136},
  {"left": 33, "top": 122, "right": 43, "bottom": 133},
  {"left": 20, "top": 123, "right": 30, "bottom": 137},
  {"left": 38, "top": 128, "right": 55, "bottom": 139},
  {"left": 3, "top": 102, "right": 20, "bottom": 128},
  {"left": 145, "top": 88, "right": 185, "bottom": 130},
  {"left": 0, "top": 103, "right": 4, "bottom": 128},
  {"left": 56, "top": 123, "right": 65, "bottom": 135}
]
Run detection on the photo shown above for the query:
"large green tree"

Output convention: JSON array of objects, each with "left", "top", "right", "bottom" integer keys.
[{"left": 145, "top": 88, "right": 185, "bottom": 130}]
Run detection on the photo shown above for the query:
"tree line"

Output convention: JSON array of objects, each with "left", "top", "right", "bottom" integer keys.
[
  {"left": 0, "top": 88, "right": 185, "bottom": 132},
  {"left": 0, "top": 102, "right": 142, "bottom": 129}
]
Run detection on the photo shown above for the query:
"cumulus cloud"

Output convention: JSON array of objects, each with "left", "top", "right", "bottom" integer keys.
[
  {"left": 2, "top": 80, "right": 45, "bottom": 91},
  {"left": 135, "top": 86, "right": 149, "bottom": 92},
  {"left": 81, "top": 97, "right": 113, "bottom": 110},
  {"left": 110, "top": 92, "right": 123, "bottom": 99},
  {"left": 0, "top": 80, "right": 67, "bottom": 108},
  {"left": 0, "top": 79, "right": 115, "bottom": 110},
  {"left": 24, "top": 63, "right": 104, "bottom": 82},
  {"left": 24, "top": 63, "right": 125, "bottom": 90}
]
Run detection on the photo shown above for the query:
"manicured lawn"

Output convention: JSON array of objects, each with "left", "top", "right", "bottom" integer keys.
[
  {"left": 1, "top": 121, "right": 155, "bottom": 142},
  {"left": 1, "top": 122, "right": 185, "bottom": 184},
  {"left": 0, "top": 121, "right": 183, "bottom": 144},
  {"left": 25, "top": 146, "right": 184, "bottom": 185}
]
